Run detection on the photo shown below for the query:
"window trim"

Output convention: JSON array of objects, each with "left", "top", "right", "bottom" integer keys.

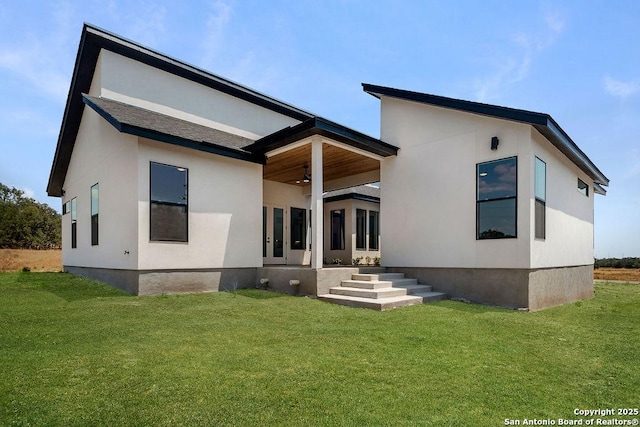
[
  {"left": 290, "top": 207, "right": 306, "bottom": 250},
  {"left": 476, "top": 156, "right": 518, "bottom": 240},
  {"left": 71, "top": 197, "right": 77, "bottom": 249},
  {"left": 355, "top": 208, "right": 366, "bottom": 250},
  {"left": 578, "top": 178, "right": 589, "bottom": 197},
  {"left": 149, "top": 161, "right": 189, "bottom": 242},
  {"left": 91, "top": 183, "right": 99, "bottom": 246},
  {"left": 534, "top": 157, "right": 546, "bottom": 240},
  {"left": 368, "top": 210, "right": 380, "bottom": 250},
  {"left": 330, "top": 209, "right": 345, "bottom": 250}
]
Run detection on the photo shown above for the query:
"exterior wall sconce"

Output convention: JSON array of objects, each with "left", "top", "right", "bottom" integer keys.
[{"left": 491, "top": 136, "right": 499, "bottom": 150}]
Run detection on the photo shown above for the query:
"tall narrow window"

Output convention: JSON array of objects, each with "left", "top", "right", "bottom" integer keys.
[
  {"left": 534, "top": 157, "right": 546, "bottom": 239},
  {"left": 150, "top": 162, "right": 188, "bottom": 242},
  {"left": 262, "top": 206, "right": 267, "bottom": 257},
  {"left": 290, "top": 207, "right": 306, "bottom": 250},
  {"left": 91, "top": 183, "right": 99, "bottom": 246},
  {"left": 331, "top": 209, "right": 345, "bottom": 250},
  {"left": 578, "top": 178, "right": 589, "bottom": 196},
  {"left": 369, "top": 211, "right": 380, "bottom": 250},
  {"left": 477, "top": 157, "right": 517, "bottom": 239},
  {"left": 71, "top": 198, "right": 77, "bottom": 249},
  {"left": 356, "top": 209, "right": 366, "bottom": 250}
]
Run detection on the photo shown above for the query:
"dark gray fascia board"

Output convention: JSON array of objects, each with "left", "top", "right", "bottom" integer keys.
[
  {"left": 593, "top": 182, "right": 607, "bottom": 195},
  {"left": 246, "top": 117, "right": 399, "bottom": 157},
  {"left": 47, "top": 23, "right": 313, "bottom": 196},
  {"left": 323, "top": 193, "right": 380, "bottom": 204},
  {"left": 82, "top": 95, "right": 264, "bottom": 165},
  {"left": 363, "top": 83, "right": 609, "bottom": 187}
]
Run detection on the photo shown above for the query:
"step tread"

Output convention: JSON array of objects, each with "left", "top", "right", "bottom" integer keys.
[
  {"left": 330, "top": 286, "right": 408, "bottom": 299},
  {"left": 351, "top": 273, "right": 406, "bottom": 281},
  {"left": 392, "top": 283, "right": 433, "bottom": 293},
  {"left": 412, "top": 291, "right": 448, "bottom": 302},
  {"left": 342, "top": 278, "right": 418, "bottom": 289},
  {"left": 318, "top": 293, "right": 423, "bottom": 310}
]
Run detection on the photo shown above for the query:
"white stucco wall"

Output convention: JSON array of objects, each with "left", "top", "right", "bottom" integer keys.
[
  {"left": 96, "top": 50, "right": 301, "bottom": 139},
  {"left": 530, "top": 129, "right": 594, "bottom": 268},
  {"left": 137, "top": 138, "right": 263, "bottom": 270},
  {"left": 263, "top": 180, "right": 311, "bottom": 265},
  {"left": 379, "top": 96, "right": 532, "bottom": 269},
  {"left": 62, "top": 106, "right": 139, "bottom": 269}
]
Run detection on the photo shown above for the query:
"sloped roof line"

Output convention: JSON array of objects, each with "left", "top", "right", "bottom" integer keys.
[
  {"left": 82, "top": 95, "right": 264, "bottom": 164},
  {"left": 362, "top": 83, "right": 609, "bottom": 187},
  {"left": 47, "top": 23, "right": 315, "bottom": 196}
]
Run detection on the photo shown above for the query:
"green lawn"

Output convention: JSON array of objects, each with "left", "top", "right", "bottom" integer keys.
[{"left": 1, "top": 273, "right": 638, "bottom": 426}]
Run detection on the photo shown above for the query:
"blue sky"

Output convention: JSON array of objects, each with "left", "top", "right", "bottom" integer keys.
[{"left": 0, "top": 0, "right": 638, "bottom": 257}]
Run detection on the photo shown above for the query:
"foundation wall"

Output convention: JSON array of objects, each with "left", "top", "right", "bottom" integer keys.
[
  {"left": 528, "top": 265, "right": 593, "bottom": 311},
  {"left": 388, "top": 267, "right": 530, "bottom": 309},
  {"left": 64, "top": 265, "right": 257, "bottom": 295},
  {"left": 388, "top": 265, "right": 593, "bottom": 310}
]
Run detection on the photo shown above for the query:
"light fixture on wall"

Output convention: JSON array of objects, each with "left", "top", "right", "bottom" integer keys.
[
  {"left": 491, "top": 136, "right": 499, "bottom": 150},
  {"left": 296, "top": 165, "right": 311, "bottom": 184}
]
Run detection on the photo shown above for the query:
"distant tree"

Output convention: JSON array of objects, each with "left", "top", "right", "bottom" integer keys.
[
  {"left": 0, "top": 183, "right": 61, "bottom": 249},
  {"left": 595, "top": 257, "right": 640, "bottom": 269}
]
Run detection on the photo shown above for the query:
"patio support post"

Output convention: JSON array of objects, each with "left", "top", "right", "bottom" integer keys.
[{"left": 311, "top": 137, "right": 323, "bottom": 269}]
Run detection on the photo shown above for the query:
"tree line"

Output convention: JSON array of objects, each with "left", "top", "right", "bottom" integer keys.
[
  {"left": 595, "top": 257, "right": 640, "bottom": 269},
  {"left": 0, "top": 183, "right": 61, "bottom": 249}
]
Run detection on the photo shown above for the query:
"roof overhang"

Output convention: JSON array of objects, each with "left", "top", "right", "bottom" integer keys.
[
  {"left": 363, "top": 83, "right": 610, "bottom": 190},
  {"left": 245, "top": 116, "right": 398, "bottom": 158},
  {"left": 47, "top": 23, "right": 314, "bottom": 197},
  {"left": 83, "top": 95, "right": 263, "bottom": 164}
]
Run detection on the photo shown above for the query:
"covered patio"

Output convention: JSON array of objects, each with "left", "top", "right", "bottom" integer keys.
[{"left": 246, "top": 116, "right": 398, "bottom": 273}]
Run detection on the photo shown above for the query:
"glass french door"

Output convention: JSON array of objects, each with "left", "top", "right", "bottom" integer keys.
[{"left": 263, "top": 205, "right": 286, "bottom": 264}]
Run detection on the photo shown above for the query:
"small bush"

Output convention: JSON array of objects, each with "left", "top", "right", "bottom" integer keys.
[{"left": 21, "top": 266, "right": 31, "bottom": 272}]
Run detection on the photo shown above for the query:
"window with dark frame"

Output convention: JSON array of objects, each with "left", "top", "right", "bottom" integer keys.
[
  {"left": 330, "top": 209, "right": 345, "bottom": 250},
  {"left": 477, "top": 156, "right": 517, "bottom": 239},
  {"left": 290, "top": 207, "right": 306, "bottom": 250},
  {"left": 91, "top": 183, "right": 99, "bottom": 246},
  {"left": 578, "top": 178, "right": 589, "bottom": 196},
  {"left": 71, "top": 198, "right": 77, "bottom": 248},
  {"left": 534, "top": 157, "right": 546, "bottom": 240},
  {"left": 150, "top": 162, "right": 188, "bottom": 242},
  {"left": 368, "top": 210, "right": 380, "bottom": 250},
  {"left": 356, "top": 209, "right": 366, "bottom": 250}
]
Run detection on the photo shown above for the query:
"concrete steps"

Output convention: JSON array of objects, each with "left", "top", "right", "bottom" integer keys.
[{"left": 318, "top": 272, "right": 447, "bottom": 310}]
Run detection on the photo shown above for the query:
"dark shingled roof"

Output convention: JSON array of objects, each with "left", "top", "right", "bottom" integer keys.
[
  {"left": 47, "top": 23, "right": 313, "bottom": 196},
  {"left": 83, "top": 95, "right": 262, "bottom": 163},
  {"left": 323, "top": 185, "right": 380, "bottom": 203}
]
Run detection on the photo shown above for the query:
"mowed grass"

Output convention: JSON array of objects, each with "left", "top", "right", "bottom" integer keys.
[{"left": 1, "top": 273, "right": 638, "bottom": 426}]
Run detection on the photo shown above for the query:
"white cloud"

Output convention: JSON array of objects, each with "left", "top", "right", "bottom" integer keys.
[
  {"left": 473, "top": 7, "right": 565, "bottom": 102},
  {"left": 603, "top": 76, "right": 640, "bottom": 98}
]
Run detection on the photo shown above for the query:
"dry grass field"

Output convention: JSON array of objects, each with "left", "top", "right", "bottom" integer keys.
[
  {"left": 594, "top": 267, "right": 640, "bottom": 282},
  {"left": 0, "top": 249, "right": 62, "bottom": 272}
]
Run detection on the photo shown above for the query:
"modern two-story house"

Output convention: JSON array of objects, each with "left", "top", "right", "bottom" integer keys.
[{"left": 47, "top": 24, "right": 608, "bottom": 310}]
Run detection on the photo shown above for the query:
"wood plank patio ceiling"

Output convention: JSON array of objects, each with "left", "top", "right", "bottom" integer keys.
[{"left": 263, "top": 143, "right": 380, "bottom": 184}]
